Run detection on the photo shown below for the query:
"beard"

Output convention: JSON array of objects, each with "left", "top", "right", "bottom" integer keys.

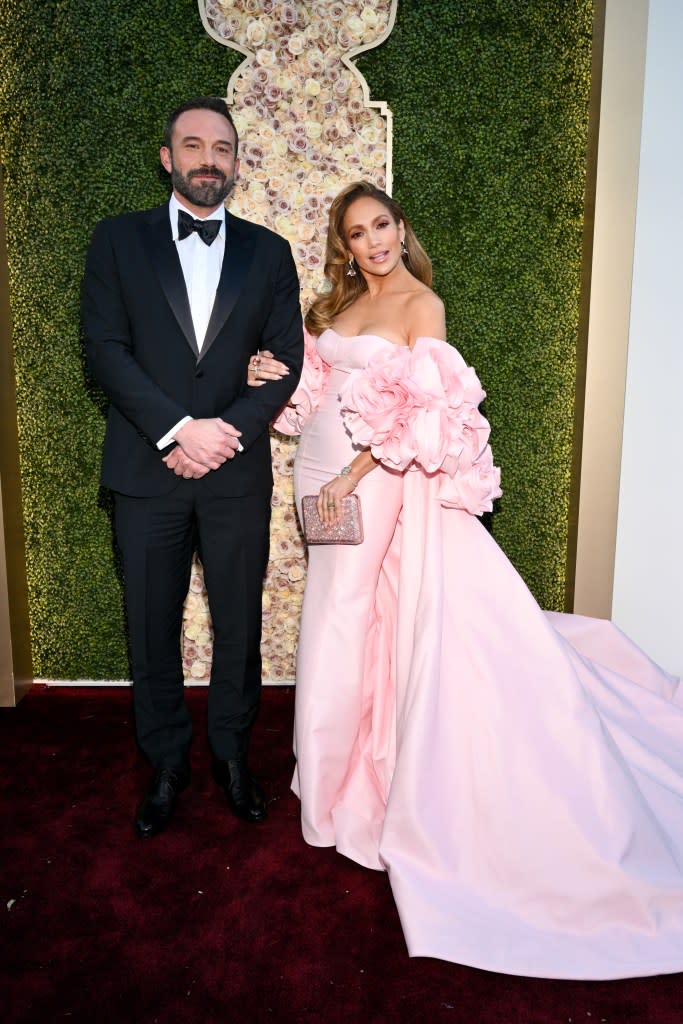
[{"left": 171, "top": 163, "right": 235, "bottom": 208}]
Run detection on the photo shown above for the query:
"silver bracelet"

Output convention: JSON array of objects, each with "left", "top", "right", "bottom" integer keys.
[{"left": 339, "top": 465, "right": 357, "bottom": 489}]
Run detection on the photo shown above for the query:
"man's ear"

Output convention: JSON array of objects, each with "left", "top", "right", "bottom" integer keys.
[{"left": 160, "top": 146, "right": 172, "bottom": 174}]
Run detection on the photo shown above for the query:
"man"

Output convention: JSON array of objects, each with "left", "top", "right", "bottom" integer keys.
[{"left": 83, "top": 96, "right": 303, "bottom": 837}]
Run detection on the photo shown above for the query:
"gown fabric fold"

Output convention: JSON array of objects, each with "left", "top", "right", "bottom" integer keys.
[{"left": 282, "top": 328, "right": 683, "bottom": 980}]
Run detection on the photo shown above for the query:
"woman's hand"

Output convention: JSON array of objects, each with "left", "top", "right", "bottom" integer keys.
[
  {"left": 318, "top": 472, "right": 358, "bottom": 525},
  {"left": 247, "top": 349, "right": 289, "bottom": 387}
]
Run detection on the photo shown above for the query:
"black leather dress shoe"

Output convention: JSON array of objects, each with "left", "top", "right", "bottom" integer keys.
[
  {"left": 213, "top": 757, "right": 267, "bottom": 823},
  {"left": 134, "top": 767, "right": 188, "bottom": 838}
]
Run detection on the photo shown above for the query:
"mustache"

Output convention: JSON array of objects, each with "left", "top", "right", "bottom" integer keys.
[{"left": 188, "top": 166, "right": 226, "bottom": 181}]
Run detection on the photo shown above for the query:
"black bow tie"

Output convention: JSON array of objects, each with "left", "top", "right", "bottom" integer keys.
[{"left": 177, "top": 209, "right": 222, "bottom": 246}]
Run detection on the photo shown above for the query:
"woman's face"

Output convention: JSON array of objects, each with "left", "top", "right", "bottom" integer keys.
[{"left": 342, "top": 196, "right": 405, "bottom": 279}]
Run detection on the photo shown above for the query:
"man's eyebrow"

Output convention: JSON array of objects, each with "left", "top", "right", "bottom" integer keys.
[{"left": 179, "top": 135, "right": 235, "bottom": 148}]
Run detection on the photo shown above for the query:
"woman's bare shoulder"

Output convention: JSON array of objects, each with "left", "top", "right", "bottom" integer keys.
[{"left": 405, "top": 289, "right": 446, "bottom": 343}]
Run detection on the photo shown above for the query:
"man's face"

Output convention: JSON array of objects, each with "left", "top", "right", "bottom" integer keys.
[{"left": 160, "top": 108, "right": 240, "bottom": 215}]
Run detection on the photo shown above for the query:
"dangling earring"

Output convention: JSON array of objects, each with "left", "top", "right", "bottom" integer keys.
[
  {"left": 346, "top": 257, "right": 357, "bottom": 277},
  {"left": 400, "top": 239, "right": 408, "bottom": 257}
]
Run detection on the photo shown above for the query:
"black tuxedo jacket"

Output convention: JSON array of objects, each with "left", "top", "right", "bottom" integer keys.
[{"left": 82, "top": 203, "right": 303, "bottom": 497}]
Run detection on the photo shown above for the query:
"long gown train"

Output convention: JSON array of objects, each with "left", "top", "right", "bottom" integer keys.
[{"left": 283, "top": 328, "right": 683, "bottom": 980}]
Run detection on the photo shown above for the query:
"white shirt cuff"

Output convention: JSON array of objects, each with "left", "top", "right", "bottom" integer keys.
[{"left": 157, "top": 416, "right": 192, "bottom": 450}]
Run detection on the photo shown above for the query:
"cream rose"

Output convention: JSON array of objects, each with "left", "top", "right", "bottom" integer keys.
[
  {"left": 287, "top": 32, "right": 305, "bottom": 55},
  {"left": 246, "top": 20, "right": 267, "bottom": 47},
  {"left": 361, "top": 8, "right": 380, "bottom": 29},
  {"left": 305, "top": 120, "right": 323, "bottom": 139},
  {"left": 256, "top": 48, "right": 276, "bottom": 67}
]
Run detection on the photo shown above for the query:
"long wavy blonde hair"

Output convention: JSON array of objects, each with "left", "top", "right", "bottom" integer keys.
[{"left": 305, "top": 181, "right": 432, "bottom": 335}]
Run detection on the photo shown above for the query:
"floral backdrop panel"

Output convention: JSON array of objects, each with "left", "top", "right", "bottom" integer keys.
[{"left": 183, "top": 0, "right": 397, "bottom": 683}]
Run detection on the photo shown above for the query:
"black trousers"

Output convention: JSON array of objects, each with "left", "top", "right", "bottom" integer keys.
[{"left": 114, "top": 481, "right": 271, "bottom": 771}]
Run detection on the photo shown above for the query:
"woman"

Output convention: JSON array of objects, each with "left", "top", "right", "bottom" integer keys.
[{"left": 250, "top": 181, "right": 683, "bottom": 979}]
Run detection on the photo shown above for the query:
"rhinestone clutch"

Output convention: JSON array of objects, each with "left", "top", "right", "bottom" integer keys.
[{"left": 301, "top": 494, "right": 364, "bottom": 545}]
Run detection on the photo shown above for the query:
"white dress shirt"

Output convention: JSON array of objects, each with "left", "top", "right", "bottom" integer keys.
[{"left": 157, "top": 195, "right": 226, "bottom": 450}]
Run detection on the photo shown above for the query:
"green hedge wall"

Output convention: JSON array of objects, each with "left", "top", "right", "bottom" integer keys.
[
  {"left": 358, "top": 0, "right": 593, "bottom": 606},
  {"left": 0, "top": 0, "right": 592, "bottom": 678}
]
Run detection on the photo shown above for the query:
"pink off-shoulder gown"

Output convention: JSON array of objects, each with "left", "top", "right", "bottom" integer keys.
[{"left": 285, "top": 328, "right": 683, "bottom": 980}]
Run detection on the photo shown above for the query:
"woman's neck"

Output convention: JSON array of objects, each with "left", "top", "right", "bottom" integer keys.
[{"left": 361, "top": 262, "right": 414, "bottom": 300}]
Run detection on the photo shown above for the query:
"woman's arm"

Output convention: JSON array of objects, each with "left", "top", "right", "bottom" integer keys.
[
  {"left": 317, "top": 450, "right": 378, "bottom": 525},
  {"left": 316, "top": 289, "right": 448, "bottom": 525},
  {"left": 252, "top": 328, "right": 330, "bottom": 435}
]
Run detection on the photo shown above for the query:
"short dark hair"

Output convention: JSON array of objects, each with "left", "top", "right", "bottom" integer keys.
[{"left": 163, "top": 96, "right": 239, "bottom": 156}]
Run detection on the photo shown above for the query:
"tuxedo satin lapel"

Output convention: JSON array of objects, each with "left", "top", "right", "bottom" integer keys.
[
  {"left": 199, "top": 216, "right": 256, "bottom": 362},
  {"left": 141, "top": 207, "right": 199, "bottom": 358}
]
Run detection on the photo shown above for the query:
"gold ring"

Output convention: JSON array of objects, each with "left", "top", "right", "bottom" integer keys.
[{"left": 327, "top": 502, "right": 336, "bottom": 507}]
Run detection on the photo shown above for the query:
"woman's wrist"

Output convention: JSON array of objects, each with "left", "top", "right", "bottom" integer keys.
[{"left": 338, "top": 465, "right": 358, "bottom": 489}]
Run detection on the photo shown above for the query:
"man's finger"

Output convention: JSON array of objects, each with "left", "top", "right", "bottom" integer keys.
[{"left": 215, "top": 419, "right": 242, "bottom": 438}]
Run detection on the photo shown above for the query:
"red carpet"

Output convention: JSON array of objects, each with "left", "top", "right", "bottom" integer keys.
[{"left": 1, "top": 687, "right": 681, "bottom": 1024}]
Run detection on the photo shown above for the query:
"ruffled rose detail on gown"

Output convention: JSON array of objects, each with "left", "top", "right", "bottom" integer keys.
[
  {"left": 340, "top": 336, "right": 502, "bottom": 515},
  {"left": 273, "top": 327, "right": 330, "bottom": 435}
]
